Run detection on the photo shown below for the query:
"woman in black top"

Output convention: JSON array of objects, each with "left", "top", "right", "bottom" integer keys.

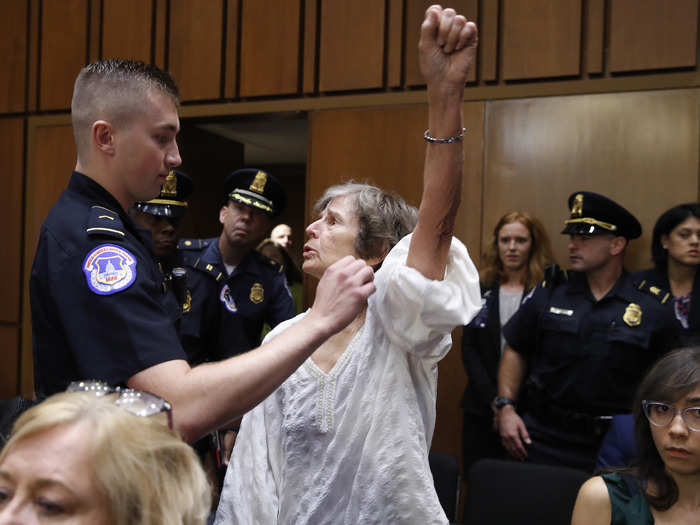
[
  {"left": 636, "top": 203, "right": 700, "bottom": 345},
  {"left": 461, "top": 211, "right": 553, "bottom": 473}
]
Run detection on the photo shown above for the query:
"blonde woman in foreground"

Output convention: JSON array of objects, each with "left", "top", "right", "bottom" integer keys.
[{"left": 0, "top": 389, "right": 210, "bottom": 524}]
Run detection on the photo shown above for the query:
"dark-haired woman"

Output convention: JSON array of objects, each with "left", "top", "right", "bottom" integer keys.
[
  {"left": 460, "top": 211, "right": 554, "bottom": 474},
  {"left": 572, "top": 346, "right": 700, "bottom": 524},
  {"left": 637, "top": 203, "right": 700, "bottom": 345}
]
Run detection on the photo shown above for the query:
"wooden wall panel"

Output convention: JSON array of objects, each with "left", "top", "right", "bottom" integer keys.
[
  {"left": 585, "top": 0, "right": 605, "bottom": 74},
  {"left": 0, "top": 118, "right": 24, "bottom": 324},
  {"left": 0, "top": 325, "right": 19, "bottom": 398},
  {"left": 102, "top": 0, "right": 153, "bottom": 62},
  {"left": 405, "top": 0, "right": 477, "bottom": 86},
  {"left": 308, "top": 102, "right": 485, "bottom": 461},
  {"left": 502, "top": 0, "right": 582, "bottom": 80},
  {"left": 240, "top": 0, "right": 300, "bottom": 97},
  {"left": 483, "top": 89, "right": 699, "bottom": 272},
  {"left": 318, "top": 0, "right": 385, "bottom": 92},
  {"left": 154, "top": 0, "right": 168, "bottom": 69},
  {"left": 302, "top": 0, "right": 317, "bottom": 93},
  {"left": 40, "top": 0, "right": 88, "bottom": 110},
  {"left": 480, "top": 0, "right": 499, "bottom": 82},
  {"left": 387, "top": 0, "right": 404, "bottom": 88},
  {"left": 609, "top": 0, "right": 699, "bottom": 73},
  {"left": 224, "top": 0, "right": 240, "bottom": 98},
  {"left": 22, "top": 122, "right": 77, "bottom": 395},
  {"left": 0, "top": 2, "right": 27, "bottom": 113},
  {"left": 169, "top": 0, "right": 224, "bottom": 101}
]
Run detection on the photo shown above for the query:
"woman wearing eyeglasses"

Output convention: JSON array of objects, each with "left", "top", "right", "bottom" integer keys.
[
  {"left": 0, "top": 389, "right": 210, "bottom": 524},
  {"left": 571, "top": 346, "right": 700, "bottom": 524}
]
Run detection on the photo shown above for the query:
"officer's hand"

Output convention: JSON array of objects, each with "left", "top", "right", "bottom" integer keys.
[
  {"left": 309, "top": 256, "right": 375, "bottom": 336},
  {"left": 497, "top": 405, "right": 531, "bottom": 461},
  {"left": 418, "top": 5, "right": 478, "bottom": 91}
]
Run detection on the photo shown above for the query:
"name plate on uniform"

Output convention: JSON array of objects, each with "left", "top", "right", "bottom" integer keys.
[{"left": 549, "top": 306, "right": 574, "bottom": 316}]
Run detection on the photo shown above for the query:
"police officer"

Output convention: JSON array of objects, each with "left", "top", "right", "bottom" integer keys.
[
  {"left": 179, "top": 168, "right": 296, "bottom": 362},
  {"left": 131, "top": 169, "right": 194, "bottom": 320},
  {"left": 494, "top": 191, "right": 679, "bottom": 471},
  {"left": 29, "top": 58, "right": 375, "bottom": 444}
]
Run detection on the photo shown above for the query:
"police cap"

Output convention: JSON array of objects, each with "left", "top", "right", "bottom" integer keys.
[
  {"left": 134, "top": 169, "right": 193, "bottom": 220},
  {"left": 561, "top": 191, "right": 641, "bottom": 239},
  {"left": 225, "top": 168, "right": 286, "bottom": 217}
]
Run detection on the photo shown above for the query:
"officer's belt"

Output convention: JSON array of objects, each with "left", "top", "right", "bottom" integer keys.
[{"left": 525, "top": 383, "right": 614, "bottom": 437}]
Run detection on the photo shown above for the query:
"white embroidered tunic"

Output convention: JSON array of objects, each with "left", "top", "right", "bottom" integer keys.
[{"left": 214, "top": 234, "right": 481, "bottom": 525}]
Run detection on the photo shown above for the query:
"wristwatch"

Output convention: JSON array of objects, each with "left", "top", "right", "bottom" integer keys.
[{"left": 493, "top": 396, "right": 515, "bottom": 410}]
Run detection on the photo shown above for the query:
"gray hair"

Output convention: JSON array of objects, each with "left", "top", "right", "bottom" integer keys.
[
  {"left": 314, "top": 182, "right": 418, "bottom": 260},
  {"left": 71, "top": 59, "right": 179, "bottom": 157}
]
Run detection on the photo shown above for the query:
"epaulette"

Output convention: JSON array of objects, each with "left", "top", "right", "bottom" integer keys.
[
  {"left": 86, "top": 205, "right": 125, "bottom": 238},
  {"left": 178, "top": 238, "right": 211, "bottom": 251},
  {"left": 190, "top": 258, "right": 224, "bottom": 282},
  {"left": 541, "top": 264, "right": 568, "bottom": 289},
  {"left": 635, "top": 279, "right": 672, "bottom": 304},
  {"left": 254, "top": 250, "right": 284, "bottom": 273}
]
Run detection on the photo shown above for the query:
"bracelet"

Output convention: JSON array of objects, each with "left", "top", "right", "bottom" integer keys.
[{"left": 424, "top": 127, "right": 467, "bottom": 144}]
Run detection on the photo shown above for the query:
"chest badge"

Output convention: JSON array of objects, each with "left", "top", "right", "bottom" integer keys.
[
  {"left": 250, "top": 283, "right": 264, "bottom": 304},
  {"left": 220, "top": 284, "right": 237, "bottom": 313},
  {"left": 623, "top": 303, "right": 642, "bottom": 327},
  {"left": 82, "top": 244, "right": 137, "bottom": 295}
]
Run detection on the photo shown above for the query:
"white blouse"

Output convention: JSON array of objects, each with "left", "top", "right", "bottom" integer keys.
[{"left": 214, "top": 234, "right": 481, "bottom": 525}]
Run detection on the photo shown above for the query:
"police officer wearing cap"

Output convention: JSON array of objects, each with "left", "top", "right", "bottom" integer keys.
[
  {"left": 180, "top": 168, "right": 296, "bottom": 362},
  {"left": 494, "top": 191, "right": 679, "bottom": 471},
  {"left": 131, "top": 169, "right": 194, "bottom": 324}
]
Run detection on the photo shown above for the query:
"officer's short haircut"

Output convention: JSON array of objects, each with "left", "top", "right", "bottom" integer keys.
[
  {"left": 314, "top": 182, "right": 418, "bottom": 261},
  {"left": 71, "top": 59, "right": 179, "bottom": 157}
]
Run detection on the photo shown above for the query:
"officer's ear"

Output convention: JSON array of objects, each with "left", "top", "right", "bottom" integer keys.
[
  {"left": 609, "top": 235, "right": 627, "bottom": 256},
  {"left": 219, "top": 203, "right": 230, "bottom": 225},
  {"left": 92, "top": 120, "right": 115, "bottom": 155}
]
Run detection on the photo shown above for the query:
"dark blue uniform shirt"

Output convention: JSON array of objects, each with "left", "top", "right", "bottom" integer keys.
[
  {"left": 503, "top": 270, "right": 679, "bottom": 415},
  {"left": 30, "top": 172, "right": 185, "bottom": 396},
  {"left": 179, "top": 238, "right": 295, "bottom": 361}
]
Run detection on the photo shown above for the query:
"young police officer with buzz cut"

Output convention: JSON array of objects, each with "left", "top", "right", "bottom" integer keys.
[
  {"left": 179, "top": 168, "right": 295, "bottom": 363},
  {"left": 29, "top": 59, "right": 375, "bottom": 444},
  {"left": 495, "top": 191, "right": 680, "bottom": 471}
]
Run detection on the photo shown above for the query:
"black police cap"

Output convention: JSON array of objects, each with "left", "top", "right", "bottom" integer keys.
[
  {"left": 224, "top": 168, "right": 286, "bottom": 217},
  {"left": 561, "top": 191, "right": 641, "bottom": 239},
  {"left": 134, "top": 170, "right": 193, "bottom": 220}
]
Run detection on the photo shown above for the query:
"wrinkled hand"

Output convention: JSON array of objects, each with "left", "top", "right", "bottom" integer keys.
[
  {"left": 497, "top": 406, "right": 531, "bottom": 461},
  {"left": 419, "top": 5, "right": 478, "bottom": 91},
  {"left": 309, "top": 256, "right": 375, "bottom": 336}
]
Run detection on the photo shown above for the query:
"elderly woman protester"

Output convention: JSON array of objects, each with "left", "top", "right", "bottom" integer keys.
[
  {"left": 214, "top": 6, "right": 480, "bottom": 524},
  {"left": 461, "top": 211, "right": 553, "bottom": 474},
  {"left": 0, "top": 388, "right": 210, "bottom": 525},
  {"left": 572, "top": 346, "right": 700, "bottom": 524}
]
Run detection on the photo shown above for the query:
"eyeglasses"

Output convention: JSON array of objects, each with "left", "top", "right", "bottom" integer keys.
[
  {"left": 642, "top": 400, "right": 700, "bottom": 432},
  {"left": 67, "top": 380, "right": 173, "bottom": 429}
]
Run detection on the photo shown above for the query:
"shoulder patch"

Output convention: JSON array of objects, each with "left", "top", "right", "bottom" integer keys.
[
  {"left": 86, "top": 206, "right": 125, "bottom": 238},
  {"left": 178, "top": 238, "right": 211, "bottom": 251},
  {"left": 82, "top": 244, "right": 137, "bottom": 295},
  {"left": 636, "top": 279, "right": 672, "bottom": 304}
]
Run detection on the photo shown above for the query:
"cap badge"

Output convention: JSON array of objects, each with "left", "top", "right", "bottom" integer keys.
[
  {"left": 623, "top": 303, "right": 642, "bottom": 327},
  {"left": 249, "top": 171, "right": 268, "bottom": 194},
  {"left": 250, "top": 283, "right": 264, "bottom": 304},
  {"left": 162, "top": 171, "right": 178, "bottom": 197},
  {"left": 571, "top": 194, "right": 583, "bottom": 217}
]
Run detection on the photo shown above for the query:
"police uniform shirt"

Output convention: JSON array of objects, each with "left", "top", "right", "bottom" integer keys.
[
  {"left": 503, "top": 270, "right": 679, "bottom": 415},
  {"left": 30, "top": 172, "right": 185, "bottom": 396},
  {"left": 180, "top": 238, "right": 295, "bottom": 361}
]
